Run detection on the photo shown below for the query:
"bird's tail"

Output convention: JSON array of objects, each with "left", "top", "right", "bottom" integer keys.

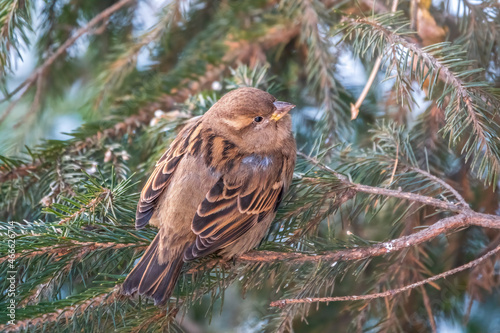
[{"left": 122, "top": 234, "right": 184, "bottom": 306}]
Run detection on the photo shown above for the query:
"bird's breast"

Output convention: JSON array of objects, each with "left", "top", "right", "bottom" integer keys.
[{"left": 241, "top": 154, "right": 273, "bottom": 169}]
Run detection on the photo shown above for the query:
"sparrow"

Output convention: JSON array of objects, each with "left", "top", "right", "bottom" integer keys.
[{"left": 122, "top": 87, "right": 296, "bottom": 306}]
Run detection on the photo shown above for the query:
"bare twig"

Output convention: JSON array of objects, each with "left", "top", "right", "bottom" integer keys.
[
  {"left": 388, "top": 142, "right": 399, "bottom": 185},
  {"left": 350, "top": 56, "right": 382, "bottom": 120},
  {"left": 353, "top": 182, "right": 462, "bottom": 212},
  {"left": 390, "top": 0, "right": 399, "bottom": 12},
  {"left": 350, "top": 0, "right": 398, "bottom": 120},
  {"left": 270, "top": 244, "right": 500, "bottom": 307},
  {"left": 0, "top": 0, "right": 135, "bottom": 125}
]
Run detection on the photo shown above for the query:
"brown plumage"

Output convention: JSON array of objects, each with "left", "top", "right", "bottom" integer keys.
[{"left": 122, "top": 87, "right": 296, "bottom": 306}]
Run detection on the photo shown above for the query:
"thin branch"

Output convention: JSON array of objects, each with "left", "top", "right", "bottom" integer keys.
[
  {"left": 407, "top": 165, "right": 469, "bottom": 207},
  {"left": 388, "top": 142, "right": 399, "bottom": 184},
  {"left": 297, "top": 151, "right": 347, "bottom": 180},
  {"left": 0, "top": 162, "right": 41, "bottom": 182},
  {"left": 239, "top": 214, "right": 500, "bottom": 264},
  {"left": 13, "top": 70, "right": 44, "bottom": 128},
  {"left": 344, "top": 16, "right": 500, "bottom": 178},
  {"left": 0, "top": 288, "right": 120, "bottom": 332},
  {"left": 421, "top": 285, "right": 437, "bottom": 333},
  {"left": 353, "top": 182, "right": 462, "bottom": 212},
  {"left": 57, "top": 189, "right": 111, "bottom": 225},
  {"left": 0, "top": 240, "right": 138, "bottom": 264},
  {"left": 270, "top": 243, "right": 500, "bottom": 307},
  {"left": 350, "top": 0, "right": 398, "bottom": 120},
  {"left": 297, "top": 151, "right": 464, "bottom": 213},
  {"left": 351, "top": 56, "right": 382, "bottom": 120},
  {"left": 0, "top": 0, "right": 135, "bottom": 125}
]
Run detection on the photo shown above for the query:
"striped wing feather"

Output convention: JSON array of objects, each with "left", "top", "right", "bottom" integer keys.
[
  {"left": 185, "top": 166, "right": 284, "bottom": 260},
  {"left": 135, "top": 118, "right": 202, "bottom": 229}
]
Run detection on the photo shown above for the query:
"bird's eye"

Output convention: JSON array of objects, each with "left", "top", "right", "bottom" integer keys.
[{"left": 254, "top": 116, "right": 263, "bottom": 123}]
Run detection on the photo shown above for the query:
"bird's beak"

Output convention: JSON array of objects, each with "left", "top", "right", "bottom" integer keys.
[{"left": 270, "top": 101, "right": 295, "bottom": 121}]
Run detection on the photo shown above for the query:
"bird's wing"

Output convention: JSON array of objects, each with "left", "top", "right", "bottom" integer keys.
[
  {"left": 185, "top": 156, "right": 292, "bottom": 260},
  {"left": 136, "top": 117, "right": 203, "bottom": 229}
]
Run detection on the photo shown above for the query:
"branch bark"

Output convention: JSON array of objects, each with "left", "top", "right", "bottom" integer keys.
[
  {"left": 238, "top": 214, "right": 500, "bottom": 265},
  {"left": 270, "top": 243, "right": 500, "bottom": 308},
  {"left": 10, "top": 213, "right": 499, "bottom": 268}
]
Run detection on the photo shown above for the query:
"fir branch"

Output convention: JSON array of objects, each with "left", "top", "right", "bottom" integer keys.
[
  {"left": 406, "top": 165, "right": 468, "bottom": 207},
  {"left": 0, "top": 161, "right": 40, "bottom": 182},
  {"left": 15, "top": 213, "right": 497, "bottom": 286},
  {"left": 239, "top": 214, "right": 500, "bottom": 265},
  {"left": 0, "top": 22, "right": 300, "bottom": 186},
  {"left": 270, "top": 243, "right": 500, "bottom": 307},
  {"left": 17, "top": 244, "right": 103, "bottom": 307},
  {"left": 0, "top": 0, "right": 135, "bottom": 125},
  {"left": 340, "top": 14, "right": 500, "bottom": 184},
  {"left": 335, "top": 121, "right": 464, "bottom": 206},
  {"left": 0, "top": 288, "right": 120, "bottom": 332},
  {"left": 56, "top": 188, "right": 112, "bottom": 225},
  {"left": 0, "top": 221, "right": 153, "bottom": 264},
  {"left": 0, "top": 240, "right": 138, "bottom": 265},
  {"left": 351, "top": 0, "right": 398, "bottom": 119},
  {"left": 297, "top": 151, "right": 467, "bottom": 212},
  {"left": 95, "top": 0, "right": 184, "bottom": 108},
  {"left": 0, "top": 0, "right": 34, "bottom": 75},
  {"left": 130, "top": 310, "right": 169, "bottom": 332},
  {"left": 283, "top": 0, "right": 349, "bottom": 131},
  {"left": 454, "top": 0, "right": 500, "bottom": 70},
  {"left": 235, "top": 151, "right": 500, "bottom": 264}
]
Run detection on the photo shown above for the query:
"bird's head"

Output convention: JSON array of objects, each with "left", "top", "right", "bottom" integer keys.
[{"left": 205, "top": 87, "right": 295, "bottom": 153}]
